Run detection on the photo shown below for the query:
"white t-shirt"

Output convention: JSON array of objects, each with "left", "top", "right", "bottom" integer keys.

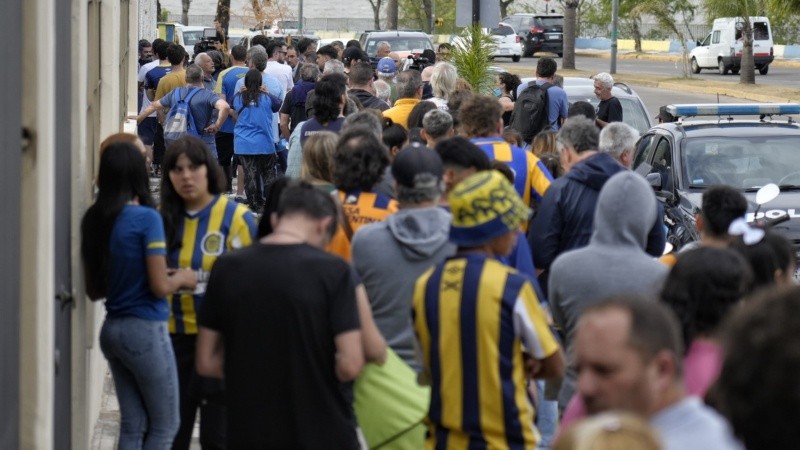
[
  {"left": 137, "top": 59, "right": 160, "bottom": 116},
  {"left": 265, "top": 60, "right": 295, "bottom": 95}
]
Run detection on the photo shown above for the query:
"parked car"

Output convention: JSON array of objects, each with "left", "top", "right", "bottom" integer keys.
[
  {"left": 689, "top": 16, "right": 774, "bottom": 75},
  {"left": 518, "top": 76, "right": 653, "bottom": 134},
  {"left": 489, "top": 23, "right": 523, "bottom": 62},
  {"left": 358, "top": 30, "right": 435, "bottom": 59},
  {"left": 633, "top": 103, "right": 800, "bottom": 273},
  {"left": 501, "top": 14, "right": 563, "bottom": 57}
]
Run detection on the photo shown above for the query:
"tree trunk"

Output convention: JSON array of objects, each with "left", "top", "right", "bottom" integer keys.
[
  {"left": 500, "top": 0, "right": 513, "bottom": 19},
  {"left": 563, "top": 0, "right": 579, "bottom": 69},
  {"left": 215, "top": 0, "right": 230, "bottom": 31},
  {"left": 422, "top": 0, "right": 433, "bottom": 33},
  {"left": 739, "top": 19, "right": 755, "bottom": 84},
  {"left": 181, "top": 0, "right": 191, "bottom": 25},
  {"left": 387, "top": 0, "right": 398, "bottom": 29},
  {"left": 368, "top": 0, "right": 382, "bottom": 29},
  {"left": 633, "top": 19, "right": 642, "bottom": 52}
]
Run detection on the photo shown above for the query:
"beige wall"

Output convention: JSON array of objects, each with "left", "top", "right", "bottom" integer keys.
[{"left": 18, "top": 0, "right": 138, "bottom": 447}]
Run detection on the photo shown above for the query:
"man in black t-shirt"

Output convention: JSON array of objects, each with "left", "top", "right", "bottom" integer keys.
[
  {"left": 197, "top": 183, "right": 363, "bottom": 449},
  {"left": 593, "top": 72, "right": 623, "bottom": 129}
]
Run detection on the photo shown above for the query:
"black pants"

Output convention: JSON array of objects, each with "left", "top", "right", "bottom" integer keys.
[
  {"left": 215, "top": 132, "right": 234, "bottom": 191},
  {"left": 170, "top": 334, "right": 226, "bottom": 450},
  {"left": 153, "top": 122, "right": 166, "bottom": 167},
  {"left": 239, "top": 153, "right": 280, "bottom": 215}
]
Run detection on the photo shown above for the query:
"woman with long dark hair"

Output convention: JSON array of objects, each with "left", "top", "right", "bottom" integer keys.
[
  {"left": 81, "top": 141, "right": 196, "bottom": 449},
  {"left": 159, "top": 136, "right": 257, "bottom": 449},
  {"left": 496, "top": 72, "right": 521, "bottom": 127},
  {"left": 232, "top": 68, "right": 283, "bottom": 214}
]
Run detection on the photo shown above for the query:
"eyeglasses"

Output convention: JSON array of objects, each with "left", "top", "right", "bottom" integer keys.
[{"left": 279, "top": 51, "right": 287, "bottom": 55}]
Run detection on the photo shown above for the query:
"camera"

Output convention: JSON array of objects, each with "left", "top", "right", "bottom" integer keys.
[{"left": 193, "top": 37, "right": 220, "bottom": 60}]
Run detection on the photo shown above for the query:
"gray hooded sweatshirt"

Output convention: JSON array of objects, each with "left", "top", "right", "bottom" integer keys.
[
  {"left": 548, "top": 171, "right": 670, "bottom": 407},
  {"left": 351, "top": 207, "right": 455, "bottom": 370}
]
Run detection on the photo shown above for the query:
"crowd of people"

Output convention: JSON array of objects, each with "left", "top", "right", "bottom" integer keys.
[{"left": 90, "top": 34, "right": 800, "bottom": 450}]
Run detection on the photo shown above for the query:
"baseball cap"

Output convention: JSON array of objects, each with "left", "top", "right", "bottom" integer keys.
[
  {"left": 392, "top": 143, "right": 443, "bottom": 189},
  {"left": 377, "top": 57, "right": 396, "bottom": 75},
  {"left": 449, "top": 171, "right": 531, "bottom": 246},
  {"left": 342, "top": 46, "right": 368, "bottom": 65}
]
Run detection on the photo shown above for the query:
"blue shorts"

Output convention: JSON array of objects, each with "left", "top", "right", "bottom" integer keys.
[{"left": 137, "top": 117, "right": 158, "bottom": 145}]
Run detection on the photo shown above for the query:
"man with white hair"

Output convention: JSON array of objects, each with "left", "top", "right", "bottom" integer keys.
[
  {"left": 375, "top": 41, "right": 392, "bottom": 59},
  {"left": 592, "top": 72, "right": 622, "bottom": 129},
  {"left": 194, "top": 52, "right": 216, "bottom": 90},
  {"left": 374, "top": 79, "right": 392, "bottom": 106},
  {"left": 598, "top": 121, "right": 638, "bottom": 169},
  {"left": 421, "top": 109, "right": 453, "bottom": 148}
]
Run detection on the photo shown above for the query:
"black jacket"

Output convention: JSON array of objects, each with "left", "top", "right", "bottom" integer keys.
[{"left": 349, "top": 89, "right": 390, "bottom": 111}]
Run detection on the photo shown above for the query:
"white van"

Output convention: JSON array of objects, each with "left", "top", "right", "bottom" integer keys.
[{"left": 689, "top": 17, "right": 774, "bottom": 75}]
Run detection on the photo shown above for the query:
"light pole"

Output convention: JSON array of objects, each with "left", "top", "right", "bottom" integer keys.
[{"left": 610, "top": 0, "right": 618, "bottom": 73}]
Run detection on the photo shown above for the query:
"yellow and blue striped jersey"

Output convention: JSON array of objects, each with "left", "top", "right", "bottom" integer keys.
[
  {"left": 327, "top": 190, "right": 399, "bottom": 261},
  {"left": 168, "top": 195, "right": 257, "bottom": 334},
  {"left": 471, "top": 137, "right": 553, "bottom": 207},
  {"left": 412, "top": 254, "right": 560, "bottom": 450}
]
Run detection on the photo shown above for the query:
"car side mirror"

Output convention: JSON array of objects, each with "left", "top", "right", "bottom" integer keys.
[{"left": 646, "top": 172, "right": 662, "bottom": 190}]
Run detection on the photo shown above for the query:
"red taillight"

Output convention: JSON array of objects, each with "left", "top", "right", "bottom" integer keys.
[
  {"left": 771, "top": 47, "right": 774, "bottom": 56},
  {"left": 516, "top": 35, "right": 521, "bottom": 43},
  {"left": 530, "top": 27, "right": 544, "bottom": 33}
]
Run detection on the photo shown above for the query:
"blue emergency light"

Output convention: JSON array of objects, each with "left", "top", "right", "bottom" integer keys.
[{"left": 666, "top": 103, "right": 800, "bottom": 118}]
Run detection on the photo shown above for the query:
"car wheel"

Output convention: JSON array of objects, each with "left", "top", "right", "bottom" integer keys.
[
  {"left": 512, "top": 55, "right": 521, "bottom": 62},
  {"left": 718, "top": 59, "right": 729, "bottom": 75},
  {"left": 759, "top": 65, "right": 769, "bottom": 75},
  {"left": 731, "top": 68, "right": 739, "bottom": 75},
  {"left": 523, "top": 45, "right": 534, "bottom": 57},
  {"left": 691, "top": 58, "right": 701, "bottom": 74}
]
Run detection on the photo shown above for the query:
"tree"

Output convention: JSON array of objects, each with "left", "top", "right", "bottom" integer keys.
[
  {"left": 387, "top": 0, "right": 399, "bottom": 29},
  {"left": 367, "top": 0, "right": 383, "bottom": 29},
  {"left": 633, "top": 0, "right": 695, "bottom": 78},
  {"left": 500, "top": 0, "right": 514, "bottom": 19},
  {"left": 398, "top": 0, "right": 456, "bottom": 33},
  {"left": 562, "top": 0, "right": 580, "bottom": 69},
  {"left": 182, "top": 0, "right": 191, "bottom": 26},
  {"left": 215, "top": 0, "right": 231, "bottom": 34},
  {"left": 702, "top": 0, "right": 765, "bottom": 84},
  {"left": 451, "top": 26, "right": 496, "bottom": 94}
]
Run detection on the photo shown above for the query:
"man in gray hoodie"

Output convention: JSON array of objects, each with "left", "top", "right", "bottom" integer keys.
[
  {"left": 351, "top": 144, "right": 455, "bottom": 371},
  {"left": 548, "top": 171, "right": 670, "bottom": 409}
]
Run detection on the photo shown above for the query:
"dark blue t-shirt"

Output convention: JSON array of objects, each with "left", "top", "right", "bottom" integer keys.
[
  {"left": 106, "top": 205, "right": 169, "bottom": 321},
  {"left": 300, "top": 117, "right": 345, "bottom": 145},
  {"left": 145, "top": 65, "right": 171, "bottom": 90}
]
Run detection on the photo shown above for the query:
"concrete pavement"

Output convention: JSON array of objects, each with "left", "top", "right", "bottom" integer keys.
[{"left": 495, "top": 51, "right": 800, "bottom": 104}]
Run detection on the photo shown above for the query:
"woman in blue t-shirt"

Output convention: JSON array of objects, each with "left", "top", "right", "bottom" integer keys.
[
  {"left": 81, "top": 141, "right": 197, "bottom": 449},
  {"left": 232, "top": 68, "right": 283, "bottom": 214}
]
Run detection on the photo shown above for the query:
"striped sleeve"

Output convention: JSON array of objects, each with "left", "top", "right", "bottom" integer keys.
[
  {"left": 528, "top": 153, "right": 553, "bottom": 202},
  {"left": 512, "top": 280, "right": 560, "bottom": 359},
  {"left": 143, "top": 208, "right": 167, "bottom": 256},
  {"left": 228, "top": 206, "right": 257, "bottom": 249}
]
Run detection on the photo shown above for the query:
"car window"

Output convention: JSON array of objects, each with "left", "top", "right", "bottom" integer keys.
[
  {"left": 754, "top": 22, "right": 770, "bottom": 40},
  {"left": 366, "top": 36, "right": 433, "bottom": 55},
  {"left": 634, "top": 135, "right": 656, "bottom": 170},
  {"left": 492, "top": 25, "right": 515, "bottom": 36},
  {"left": 712, "top": 30, "right": 720, "bottom": 44},
  {"left": 619, "top": 98, "right": 651, "bottom": 135},
  {"left": 701, "top": 33, "right": 711, "bottom": 46},
  {"left": 538, "top": 17, "right": 564, "bottom": 27},
  {"left": 682, "top": 136, "right": 800, "bottom": 188},
  {"left": 182, "top": 30, "right": 204, "bottom": 46}
]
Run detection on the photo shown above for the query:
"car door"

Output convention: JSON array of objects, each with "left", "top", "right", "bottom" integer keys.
[
  {"left": 694, "top": 33, "right": 712, "bottom": 67},
  {"left": 709, "top": 28, "right": 725, "bottom": 63}
]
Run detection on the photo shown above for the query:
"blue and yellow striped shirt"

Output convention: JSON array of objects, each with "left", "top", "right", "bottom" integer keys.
[
  {"left": 413, "top": 254, "right": 560, "bottom": 450},
  {"left": 327, "top": 190, "right": 399, "bottom": 261},
  {"left": 167, "top": 195, "right": 257, "bottom": 334},
  {"left": 471, "top": 137, "right": 553, "bottom": 207}
]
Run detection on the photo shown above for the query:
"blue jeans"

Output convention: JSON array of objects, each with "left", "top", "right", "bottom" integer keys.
[
  {"left": 100, "top": 316, "right": 180, "bottom": 450},
  {"left": 535, "top": 380, "right": 559, "bottom": 449}
]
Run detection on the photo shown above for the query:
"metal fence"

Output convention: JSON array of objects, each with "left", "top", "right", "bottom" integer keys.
[
  {"left": 167, "top": 14, "right": 373, "bottom": 32},
  {"left": 580, "top": 22, "right": 711, "bottom": 41}
]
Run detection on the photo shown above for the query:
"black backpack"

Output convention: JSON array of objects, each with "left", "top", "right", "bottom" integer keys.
[{"left": 509, "top": 81, "right": 552, "bottom": 144}]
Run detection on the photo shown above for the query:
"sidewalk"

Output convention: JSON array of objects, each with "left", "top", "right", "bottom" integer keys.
[{"left": 90, "top": 369, "right": 202, "bottom": 449}]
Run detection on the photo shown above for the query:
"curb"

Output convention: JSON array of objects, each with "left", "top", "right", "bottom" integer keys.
[{"left": 576, "top": 50, "right": 800, "bottom": 68}]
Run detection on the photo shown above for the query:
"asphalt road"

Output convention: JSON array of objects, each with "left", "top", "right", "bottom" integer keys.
[{"left": 503, "top": 54, "right": 799, "bottom": 89}]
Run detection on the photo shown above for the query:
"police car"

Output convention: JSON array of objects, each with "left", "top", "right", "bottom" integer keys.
[{"left": 633, "top": 103, "right": 800, "bottom": 261}]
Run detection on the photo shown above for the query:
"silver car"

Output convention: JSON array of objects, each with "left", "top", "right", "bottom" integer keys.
[{"left": 519, "top": 76, "right": 653, "bottom": 134}]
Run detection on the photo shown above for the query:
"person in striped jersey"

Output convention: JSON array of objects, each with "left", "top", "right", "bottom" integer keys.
[
  {"left": 460, "top": 94, "right": 554, "bottom": 209},
  {"left": 160, "top": 136, "right": 257, "bottom": 450},
  {"left": 413, "top": 170, "right": 565, "bottom": 450}
]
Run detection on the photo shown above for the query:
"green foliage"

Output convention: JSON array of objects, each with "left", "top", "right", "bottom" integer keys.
[
  {"left": 398, "top": 0, "right": 457, "bottom": 33},
  {"left": 451, "top": 25, "right": 496, "bottom": 95},
  {"left": 159, "top": 8, "right": 171, "bottom": 22}
]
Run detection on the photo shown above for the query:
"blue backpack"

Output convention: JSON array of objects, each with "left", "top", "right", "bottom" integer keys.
[{"left": 163, "top": 87, "right": 201, "bottom": 144}]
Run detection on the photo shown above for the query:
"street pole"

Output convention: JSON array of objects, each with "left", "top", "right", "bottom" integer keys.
[
  {"left": 298, "top": 0, "right": 304, "bottom": 34},
  {"left": 610, "top": 0, "right": 618, "bottom": 74},
  {"left": 472, "top": 0, "right": 480, "bottom": 26}
]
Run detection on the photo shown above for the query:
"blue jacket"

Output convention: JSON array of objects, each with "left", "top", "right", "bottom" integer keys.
[{"left": 529, "top": 152, "right": 666, "bottom": 277}]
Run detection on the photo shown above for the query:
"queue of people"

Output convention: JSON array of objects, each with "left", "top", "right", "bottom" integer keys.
[{"left": 92, "top": 36, "right": 800, "bottom": 450}]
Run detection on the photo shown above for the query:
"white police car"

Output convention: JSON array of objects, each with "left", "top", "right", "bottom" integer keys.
[{"left": 633, "top": 103, "right": 800, "bottom": 262}]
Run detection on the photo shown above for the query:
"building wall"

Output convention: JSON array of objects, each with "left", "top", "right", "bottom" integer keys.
[{"left": 15, "top": 0, "right": 137, "bottom": 447}]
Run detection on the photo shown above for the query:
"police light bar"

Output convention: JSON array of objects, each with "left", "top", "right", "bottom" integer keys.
[{"left": 666, "top": 103, "right": 800, "bottom": 118}]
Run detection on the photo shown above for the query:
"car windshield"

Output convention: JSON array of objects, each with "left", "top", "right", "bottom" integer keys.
[
  {"left": 365, "top": 37, "right": 433, "bottom": 55},
  {"left": 182, "top": 30, "right": 204, "bottom": 46},
  {"left": 682, "top": 136, "right": 800, "bottom": 188}
]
